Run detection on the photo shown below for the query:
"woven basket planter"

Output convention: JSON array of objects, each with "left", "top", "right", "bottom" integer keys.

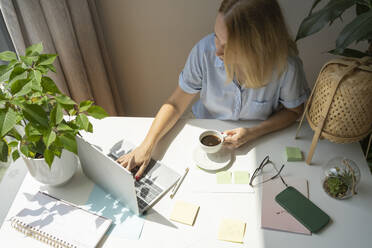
[{"left": 296, "top": 57, "right": 372, "bottom": 164}]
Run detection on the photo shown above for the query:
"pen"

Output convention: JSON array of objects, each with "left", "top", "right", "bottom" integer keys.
[{"left": 170, "top": 167, "right": 189, "bottom": 199}]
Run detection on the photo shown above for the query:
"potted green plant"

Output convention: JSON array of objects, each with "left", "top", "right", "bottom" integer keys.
[
  {"left": 0, "top": 43, "right": 108, "bottom": 186},
  {"left": 322, "top": 157, "right": 361, "bottom": 199},
  {"left": 294, "top": 0, "right": 372, "bottom": 164},
  {"left": 296, "top": 0, "right": 372, "bottom": 57}
]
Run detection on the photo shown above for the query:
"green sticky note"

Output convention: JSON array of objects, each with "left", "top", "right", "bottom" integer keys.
[
  {"left": 286, "top": 147, "right": 303, "bottom": 161},
  {"left": 234, "top": 171, "right": 250, "bottom": 184},
  {"left": 216, "top": 171, "right": 232, "bottom": 184}
]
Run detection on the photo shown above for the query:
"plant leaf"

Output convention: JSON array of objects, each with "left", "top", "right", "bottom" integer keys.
[
  {"left": 55, "top": 95, "right": 76, "bottom": 105},
  {"left": 26, "top": 43, "right": 43, "bottom": 56},
  {"left": 8, "top": 141, "right": 18, "bottom": 148},
  {"left": 20, "top": 55, "right": 38, "bottom": 66},
  {"left": 9, "top": 128, "right": 22, "bottom": 140},
  {"left": 86, "top": 105, "right": 108, "bottom": 119},
  {"left": 79, "top": 100, "right": 93, "bottom": 112},
  {"left": 44, "top": 148, "right": 54, "bottom": 167},
  {"left": 30, "top": 79, "right": 43, "bottom": 92},
  {"left": 37, "top": 54, "right": 57, "bottom": 66},
  {"left": 12, "top": 149, "right": 20, "bottom": 161},
  {"left": 57, "top": 123, "right": 73, "bottom": 132},
  {"left": 309, "top": 0, "right": 325, "bottom": 16},
  {"left": 50, "top": 103, "right": 63, "bottom": 125},
  {"left": 43, "top": 130, "right": 56, "bottom": 148},
  {"left": 14, "top": 81, "right": 32, "bottom": 97},
  {"left": 41, "top": 76, "right": 61, "bottom": 95},
  {"left": 335, "top": 10, "right": 372, "bottom": 51},
  {"left": 0, "top": 139, "right": 8, "bottom": 162},
  {"left": 10, "top": 79, "right": 30, "bottom": 94},
  {"left": 32, "top": 70, "right": 42, "bottom": 83},
  {"left": 22, "top": 104, "right": 49, "bottom": 128},
  {"left": 45, "top": 64, "right": 56, "bottom": 73},
  {"left": 25, "top": 123, "right": 42, "bottom": 142},
  {"left": 329, "top": 48, "right": 369, "bottom": 58},
  {"left": 87, "top": 122, "right": 93, "bottom": 133},
  {"left": 59, "top": 133, "right": 77, "bottom": 154},
  {"left": 0, "top": 51, "right": 17, "bottom": 61},
  {"left": 9, "top": 66, "right": 27, "bottom": 84},
  {"left": 76, "top": 113, "right": 89, "bottom": 131},
  {"left": 0, "top": 65, "right": 14, "bottom": 82},
  {"left": 0, "top": 108, "right": 18, "bottom": 137},
  {"left": 20, "top": 143, "right": 30, "bottom": 157},
  {"left": 296, "top": 0, "right": 356, "bottom": 41},
  {"left": 356, "top": 1, "right": 371, "bottom": 15}
]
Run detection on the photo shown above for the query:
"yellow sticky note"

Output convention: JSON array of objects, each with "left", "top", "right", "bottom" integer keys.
[
  {"left": 216, "top": 171, "right": 232, "bottom": 184},
  {"left": 234, "top": 171, "right": 250, "bottom": 184},
  {"left": 217, "top": 218, "right": 246, "bottom": 243},
  {"left": 170, "top": 200, "right": 200, "bottom": 226}
]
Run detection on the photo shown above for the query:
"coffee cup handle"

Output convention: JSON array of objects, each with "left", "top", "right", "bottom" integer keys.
[{"left": 221, "top": 133, "right": 228, "bottom": 139}]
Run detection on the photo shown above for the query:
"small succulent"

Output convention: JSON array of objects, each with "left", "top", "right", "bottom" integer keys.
[{"left": 324, "top": 165, "right": 356, "bottom": 198}]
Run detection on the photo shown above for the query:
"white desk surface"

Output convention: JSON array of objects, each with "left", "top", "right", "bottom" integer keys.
[{"left": 1, "top": 117, "right": 371, "bottom": 248}]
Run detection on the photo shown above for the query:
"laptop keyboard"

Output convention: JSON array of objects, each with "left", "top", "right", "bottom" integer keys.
[
  {"left": 107, "top": 140, "right": 165, "bottom": 211},
  {"left": 135, "top": 178, "right": 163, "bottom": 210}
]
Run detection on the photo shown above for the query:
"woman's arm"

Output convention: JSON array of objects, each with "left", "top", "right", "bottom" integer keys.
[
  {"left": 223, "top": 104, "right": 303, "bottom": 149},
  {"left": 117, "top": 86, "right": 196, "bottom": 178}
]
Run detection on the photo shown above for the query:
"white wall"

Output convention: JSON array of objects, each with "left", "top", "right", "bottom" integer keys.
[{"left": 96, "top": 0, "right": 367, "bottom": 117}]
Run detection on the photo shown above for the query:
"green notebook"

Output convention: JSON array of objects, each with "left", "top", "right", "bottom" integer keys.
[{"left": 275, "top": 186, "right": 330, "bottom": 233}]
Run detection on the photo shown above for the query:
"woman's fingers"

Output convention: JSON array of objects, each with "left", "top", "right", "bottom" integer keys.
[
  {"left": 127, "top": 156, "right": 137, "bottom": 171},
  {"left": 135, "top": 159, "right": 150, "bottom": 179},
  {"left": 117, "top": 155, "right": 129, "bottom": 167},
  {"left": 115, "top": 148, "right": 152, "bottom": 179}
]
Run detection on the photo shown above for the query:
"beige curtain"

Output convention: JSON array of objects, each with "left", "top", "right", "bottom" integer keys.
[{"left": 0, "top": 0, "right": 124, "bottom": 116}]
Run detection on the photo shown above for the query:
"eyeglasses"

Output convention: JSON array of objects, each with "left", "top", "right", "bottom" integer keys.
[{"left": 249, "top": 155, "right": 288, "bottom": 187}]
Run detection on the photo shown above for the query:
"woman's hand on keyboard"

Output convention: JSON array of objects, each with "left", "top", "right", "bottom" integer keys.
[{"left": 116, "top": 144, "right": 152, "bottom": 180}]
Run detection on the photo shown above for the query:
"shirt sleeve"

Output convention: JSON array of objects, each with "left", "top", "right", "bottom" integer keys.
[
  {"left": 279, "top": 56, "right": 310, "bottom": 109},
  {"left": 178, "top": 41, "right": 204, "bottom": 94}
]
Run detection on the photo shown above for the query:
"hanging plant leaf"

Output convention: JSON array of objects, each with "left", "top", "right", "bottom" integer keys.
[
  {"left": 309, "top": 0, "right": 325, "bottom": 16},
  {"left": 329, "top": 48, "right": 369, "bottom": 58},
  {"left": 296, "top": 0, "right": 356, "bottom": 41},
  {"left": 335, "top": 10, "right": 372, "bottom": 51}
]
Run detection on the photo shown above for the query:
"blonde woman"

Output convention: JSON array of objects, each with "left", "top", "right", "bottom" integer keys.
[{"left": 118, "top": 0, "right": 309, "bottom": 179}]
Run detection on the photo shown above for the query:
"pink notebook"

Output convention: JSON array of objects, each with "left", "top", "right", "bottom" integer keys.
[{"left": 261, "top": 178, "right": 311, "bottom": 235}]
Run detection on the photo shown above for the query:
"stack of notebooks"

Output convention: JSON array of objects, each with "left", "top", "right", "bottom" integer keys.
[
  {"left": 261, "top": 178, "right": 311, "bottom": 235},
  {"left": 10, "top": 191, "right": 112, "bottom": 248}
]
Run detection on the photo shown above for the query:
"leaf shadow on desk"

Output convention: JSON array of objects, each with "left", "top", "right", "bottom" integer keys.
[
  {"left": 16, "top": 192, "right": 79, "bottom": 230},
  {"left": 83, "top": 184, "right": 145, "bottom": 235}
]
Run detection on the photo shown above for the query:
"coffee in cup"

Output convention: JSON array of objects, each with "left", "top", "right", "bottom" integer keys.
[{"left": 199, "top": 130, "right": 226, "bottom": 153}]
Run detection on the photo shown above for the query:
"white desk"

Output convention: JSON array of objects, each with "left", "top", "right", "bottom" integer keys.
[{"left": 1, "top": 117, "right": 371, "bottom": 248}]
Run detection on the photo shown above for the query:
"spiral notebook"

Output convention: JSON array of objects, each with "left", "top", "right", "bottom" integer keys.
[{"left": 10, "top": 191, "right": 112, "bottom": 248}]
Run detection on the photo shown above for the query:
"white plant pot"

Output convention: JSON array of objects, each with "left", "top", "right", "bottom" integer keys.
[{"left": 21, "top": 149, "right": 78, "bottom": 186}]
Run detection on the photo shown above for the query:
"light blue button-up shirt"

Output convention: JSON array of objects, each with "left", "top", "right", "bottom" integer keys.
[{"left": 179, "top": 34, "right": 309, "bottom": 120}]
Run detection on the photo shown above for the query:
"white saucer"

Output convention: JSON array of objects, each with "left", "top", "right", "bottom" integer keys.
[{"left": 192, "top": 146, "right": 232, "bottom": 171}]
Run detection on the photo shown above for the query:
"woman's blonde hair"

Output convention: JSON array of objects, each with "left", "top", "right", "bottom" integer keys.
[{"left": 219, "top": 0, "right": 298, "bottom": 88}]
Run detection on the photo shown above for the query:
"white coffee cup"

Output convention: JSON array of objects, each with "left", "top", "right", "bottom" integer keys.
[{"left": 199, "top": 130, "right": 226, "bottom": 154}]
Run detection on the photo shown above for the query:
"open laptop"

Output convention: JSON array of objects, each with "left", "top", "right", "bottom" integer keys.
[{"left": 76, "top": 136, "right": 180, "bottom": 215}]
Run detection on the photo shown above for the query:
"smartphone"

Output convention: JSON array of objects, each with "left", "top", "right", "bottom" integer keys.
[{"left": 275, "top": 186, "right": 330, "bottom": 233}]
